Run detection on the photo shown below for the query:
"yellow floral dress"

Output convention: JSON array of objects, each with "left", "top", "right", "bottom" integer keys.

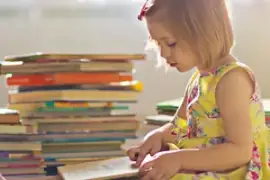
[{"left": 169, "top": 62, "right": 270, "bottom": 179}]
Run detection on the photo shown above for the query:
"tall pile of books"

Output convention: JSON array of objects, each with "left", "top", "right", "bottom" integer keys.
[
  {"left": 0, "top": 108, "right": 44, "bottom": 177},
  {"left": 0, "top": 53, "right": 145, "bottom": 175}
]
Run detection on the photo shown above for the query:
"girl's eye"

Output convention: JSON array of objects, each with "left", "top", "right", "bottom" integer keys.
[{"left": 168, "top": 42, "right": 176, "bottom": 47}]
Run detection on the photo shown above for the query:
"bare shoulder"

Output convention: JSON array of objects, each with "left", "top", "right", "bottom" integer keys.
[{"left": 216, "top": 67, "right": 254, "bottom": 103}]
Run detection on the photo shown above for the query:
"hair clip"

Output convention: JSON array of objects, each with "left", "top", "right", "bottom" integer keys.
[{"left": 138, "top": 0, "right": 154, "bottom": 21}]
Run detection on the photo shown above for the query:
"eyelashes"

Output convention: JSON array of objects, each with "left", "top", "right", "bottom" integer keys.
[
  {"left": 152, "top": 39, "right": 176, "bottom": 48},
  {"left": 168, "top": 42, "right": 177, "bottom": 48}
]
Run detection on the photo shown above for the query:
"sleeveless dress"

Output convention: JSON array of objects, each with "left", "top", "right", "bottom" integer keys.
[{"left": 168, "top": 62, "right": 270, "bottom": 180}]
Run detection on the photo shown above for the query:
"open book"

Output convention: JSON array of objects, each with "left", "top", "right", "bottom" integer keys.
[{"left": 57, "top": 157, "right": 140, "bottom": 180}]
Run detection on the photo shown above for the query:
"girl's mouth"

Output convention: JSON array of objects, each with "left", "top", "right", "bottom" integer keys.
[{"left": 169, "top": 63, "right": 177, "bottom": 67}]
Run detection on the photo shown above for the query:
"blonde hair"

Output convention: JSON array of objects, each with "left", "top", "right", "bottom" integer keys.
[{"left": 143, "top": 0, "right": 234, "bottom": 69}]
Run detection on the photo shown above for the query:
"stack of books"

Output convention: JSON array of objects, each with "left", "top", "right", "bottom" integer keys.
[
  {"left": 144, "top": 98, "right": 181, "bottom": 126},
  {"left": 0, "top": 108, "right": 44, "bottom": 177},
  {"left": 155, "top": 98, "right": 182, "bottom": 116},
  {"left": 1, "top": 53, "right": 145, "bottom": 175}
]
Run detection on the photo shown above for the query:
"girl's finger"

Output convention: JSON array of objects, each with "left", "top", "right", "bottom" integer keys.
[
  {"left": 136, "top": 147, "right": 150, "bottom": 166},
  {"left": 127, "top": 146, "right": 140, "bottom": 161},
  {"left": 150, "top": 143, "right": 161, "bottom": 156},
  {"left": 139, "top": 160, "right": 155, "bottom": 175}
]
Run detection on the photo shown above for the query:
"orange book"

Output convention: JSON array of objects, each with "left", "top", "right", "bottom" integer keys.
[
  {"left": 0, "top": 109, "right": 20, "bottom": 124},
  {"left": 7, "top": 73, "right": 132, "bottom": 87}
]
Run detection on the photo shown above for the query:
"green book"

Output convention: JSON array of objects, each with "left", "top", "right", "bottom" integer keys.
[
  {"left": 156, "top": 98, "right": 183, "bottom": 111},
  {"left": 263, "top": 99, "right": 270, "bottom": 116},
  {"left": 156, "top": 98, "right": 270, "bottom": 116},
  {"left": 37, "top": 106, "right": 129, "bottom": 113},
  {"left": 145, "top": 115, "right": 174, "bottom": 126}
]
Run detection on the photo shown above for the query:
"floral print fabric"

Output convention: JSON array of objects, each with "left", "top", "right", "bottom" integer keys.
[{"left": 170, "top": 62, "right": 270, "bottom": 179}]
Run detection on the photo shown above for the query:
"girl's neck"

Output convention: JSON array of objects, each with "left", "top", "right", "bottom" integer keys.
[{"left": 197, "top": 54, "right": 236, "bottom": 74}]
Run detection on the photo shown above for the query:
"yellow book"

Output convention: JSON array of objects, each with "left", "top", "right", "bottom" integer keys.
[
  {"left": 0, "top": 124, "right": 37, "bottom": 134},
  {"left": 9, "top": 90, "right": 138, "bottom": 103}
]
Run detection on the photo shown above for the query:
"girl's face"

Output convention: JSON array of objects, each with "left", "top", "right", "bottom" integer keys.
[{"left": 146, "top": 20, "right": 197, "bottom": 72}]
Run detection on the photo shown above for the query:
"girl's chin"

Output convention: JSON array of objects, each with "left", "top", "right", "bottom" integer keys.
[
  {"left": 176, "top": 65, "right": 194, "bottom": 72},
  {"left": 176, "top": 65, "right": 187, "bottom": 72}
]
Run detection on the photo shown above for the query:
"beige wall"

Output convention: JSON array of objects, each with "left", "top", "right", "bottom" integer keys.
[{"left": 0, "top": 0, "right": 269, "bottom": 117}]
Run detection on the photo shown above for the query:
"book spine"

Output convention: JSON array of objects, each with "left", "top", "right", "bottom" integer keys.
[
  {"left": 0, "top": 164, "right": 41, "bottom": 168},
  {"left": 7, "top": 73, "right": 133, "bottom": 86},
  {"left": 45, "top": 101, "right": 113, "bottom": 108},
  {"left": 7, "top": 74, "right": 54, "bottom": 86}
]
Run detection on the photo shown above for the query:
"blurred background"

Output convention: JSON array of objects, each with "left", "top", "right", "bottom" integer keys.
[{"left": 0, "top": 0, "right": 269, "bottom": 117}]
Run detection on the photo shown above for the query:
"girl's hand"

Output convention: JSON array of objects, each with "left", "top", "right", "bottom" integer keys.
[
  {"left": 139, "top": 150, "right": 182, "bottom": 180},
  {"left": 127, "top": 130, "right": 164, "bottom": 167}
]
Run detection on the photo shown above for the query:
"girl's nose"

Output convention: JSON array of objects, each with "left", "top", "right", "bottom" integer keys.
[{"left": 160, "top": 48, "right": 170, "bottom": 60}]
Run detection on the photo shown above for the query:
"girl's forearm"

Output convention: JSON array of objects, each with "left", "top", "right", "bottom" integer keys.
[
  {"left": 174, "top": 143, "right": 252, "bottom": 172},
  {"left": 159, "top": 122, "right": 176, "bottom": 144},
  {"left": 146, "top": 94, "right": 188, "bottom": 147},
  {"left": 145, "top": 123, "right": 176, "bottom": 144},
  {"left": 159, "top": 97, "right": 188, "bottom": 144}
]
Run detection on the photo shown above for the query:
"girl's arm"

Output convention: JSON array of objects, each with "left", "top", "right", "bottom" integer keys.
[
  {"left": 148, "top": 72, "right": 198, "bottom": 147},
  {"left": 172, "top": 68, "right": 253, "bottom": 172},
  {"left": 145, "top": 94, "right": 188, "bottom": 147},
  {"left": 159, "top": 72, "right": 199, "bottom": 145},
  {"left": 161, "top": 95, "right": 188, "bottom": 144}
]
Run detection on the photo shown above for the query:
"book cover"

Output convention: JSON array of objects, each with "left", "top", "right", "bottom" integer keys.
[
  {"left": 58, "top": 156, "right": 139, "bottom": 180},
  {"left": 4, "top": 53, "right": 145, "bottom": 62},
  {"left": 7, "top": 73, "right": 133, "bottom": 87}
]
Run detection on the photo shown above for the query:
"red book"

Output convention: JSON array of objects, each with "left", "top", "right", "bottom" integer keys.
[{"left": 7, "top": 73, "right": 132, "bottom": 87}]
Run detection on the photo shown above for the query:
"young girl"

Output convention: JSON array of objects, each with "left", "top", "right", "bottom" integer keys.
[{"left": 127, "top": 0, "right": 270, "bottom": 179}]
